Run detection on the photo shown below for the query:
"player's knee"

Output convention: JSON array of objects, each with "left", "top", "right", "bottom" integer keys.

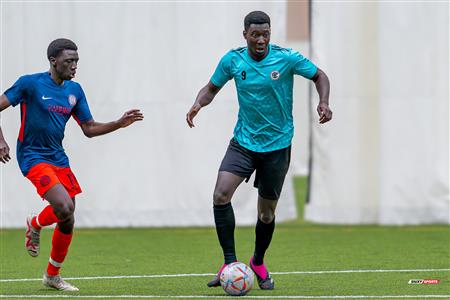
[
  {"left": 58, "top": 215, "right": 75, "bottom": 234},
  {"left": 213, "top": 190, "right": 232, "bottom": 205},
  {"left": 64, "top": 215, "right": 75, "bottom": 227},
  {"left": 259, "top": 212, "right": 275, "bottom": 224},
  {"left": 54, "top": 202, "right": 75, "bottom": 221}
]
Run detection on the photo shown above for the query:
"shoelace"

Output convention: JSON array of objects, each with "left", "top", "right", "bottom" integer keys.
[
  {"left": 53, "top": 276, "right": 62, "bottom": 284},
  {"left": 51, "top": 276, "right": 67, "bottom": 288},
  {"left": 27, "top": 228, "right": 40, "bottom": 249}
]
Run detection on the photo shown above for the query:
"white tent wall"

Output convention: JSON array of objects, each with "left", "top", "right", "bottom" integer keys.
[
  {"left": 0, "top": 2, "right": 307, "bottom": 227},
  {"left": 377, "top": 2, "right": 449, "bottom": 224},
  {"left": 306, "top": 1, "right": 449, "bottom": 224},
  {"left": 289, "top": 40, "right": 313, "bottom": 176}
]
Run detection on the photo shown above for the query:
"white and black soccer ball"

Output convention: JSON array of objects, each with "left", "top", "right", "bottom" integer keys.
[{"left": 220, "top": 262, "right": 254, "bottom": 296}]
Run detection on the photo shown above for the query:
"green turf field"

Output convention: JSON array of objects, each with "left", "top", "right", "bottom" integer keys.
[{"left": 1, "top": 177, "right": 449, "bottom": 299}]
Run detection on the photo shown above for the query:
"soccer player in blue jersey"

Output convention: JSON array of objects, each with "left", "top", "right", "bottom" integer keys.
[
  {"left": 0, "top": 38, "right": 144, "bottom": 291},
  {"left": 186, "top": 11, "right": 332, "bottom": 290}
]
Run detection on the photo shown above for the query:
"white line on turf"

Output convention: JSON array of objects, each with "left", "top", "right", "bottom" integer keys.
[
  {"left": 1, "top": 295, "right": 450, "bottom": 298},
  {"left": 0, "top": 268, "right": 449, "bottom": 283}
]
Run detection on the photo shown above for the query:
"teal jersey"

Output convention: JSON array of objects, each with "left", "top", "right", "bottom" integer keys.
[{"left": 211, "top": 44, "right": 317, "bottom": 152}]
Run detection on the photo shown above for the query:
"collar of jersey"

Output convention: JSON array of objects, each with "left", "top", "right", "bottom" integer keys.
[
  {"left": 245, "top": 44, "right": 272, "bottom": 64},
  {"left": 45, "top": 71, "right": 66, "bottom": 89}
]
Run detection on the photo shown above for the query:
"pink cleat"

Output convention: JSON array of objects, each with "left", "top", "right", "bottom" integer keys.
[
  {"left": 249, "top": 256, "right": 274, "bottom": 290},
  {"left": 207, "top": 263, "right": 228, "bottom": 287}
]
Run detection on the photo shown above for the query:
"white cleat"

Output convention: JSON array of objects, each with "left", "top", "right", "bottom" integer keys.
[
  {"left": 25, "top": 214, "right": 40, "bottom": 257},
  {"left": 43, "top": 273, "right": 79, "bottom": 291}
]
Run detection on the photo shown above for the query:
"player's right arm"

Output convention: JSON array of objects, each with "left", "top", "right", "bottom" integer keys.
[
  {"left": 186, "top": 81, "right": 221, "bottom": 128},
  {"left": 0, "top": 94, "right": 12, "bottom": 163}
]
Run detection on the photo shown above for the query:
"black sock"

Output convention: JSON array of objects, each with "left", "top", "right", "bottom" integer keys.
[
  {"left": 253, "top": 217, "right": 275, "bottom": 266},
  {"left": 214, "top": 202, "right": 237, "bottom": 264}
]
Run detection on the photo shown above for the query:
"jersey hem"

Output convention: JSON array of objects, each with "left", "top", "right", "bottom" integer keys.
[{"left": 232, "top": 136, "right": 292, "bottom": 153}]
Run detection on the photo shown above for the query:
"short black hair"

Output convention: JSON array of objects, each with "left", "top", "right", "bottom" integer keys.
[
  {"left": 244, "top": 11, "right": 271, "bottom": 31},
  {"left": 47, "top": 38, "right": 78, "bottom": 59}
]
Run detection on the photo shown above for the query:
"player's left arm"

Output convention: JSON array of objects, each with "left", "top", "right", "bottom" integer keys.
[
  {"left": 80, "top": 109, "right": 144, "bottom": 138},
  {"left": 311, "top": 68, "right": 332, "bottom": 124}
]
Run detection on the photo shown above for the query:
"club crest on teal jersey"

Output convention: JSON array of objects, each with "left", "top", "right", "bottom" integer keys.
[{"left": 270, "top": 71, "right": 280, "bottom": 80}]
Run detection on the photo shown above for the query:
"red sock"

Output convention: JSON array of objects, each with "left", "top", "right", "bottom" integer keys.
[
  {"left": 32, "top": 205, "right": 59, "bottom": 230},
  {"left": 47, "top": 227, "right": 73, "bottom": 276}
]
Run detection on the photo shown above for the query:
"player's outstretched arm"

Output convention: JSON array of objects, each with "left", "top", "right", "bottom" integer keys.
[
  {"left": 311, "top": 68, "right": 332, "bottom": 124},
  {"left": 186, "top": 81, "right": 221, "bottom": 128},
  {"left": 0, "top": 94, "right": 12, "bottom": 163},
  {"left": 80, "top": 109, "right": 144, "bottom": 138}
]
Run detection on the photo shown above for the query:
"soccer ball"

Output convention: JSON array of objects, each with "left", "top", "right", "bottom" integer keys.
[{"left": 220, "top": 262, "right": 254, "bottom": 296}]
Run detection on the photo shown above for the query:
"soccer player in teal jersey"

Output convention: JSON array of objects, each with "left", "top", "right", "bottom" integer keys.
[{"left": 186, "top": 11, "right": 332, "bottom": 290}]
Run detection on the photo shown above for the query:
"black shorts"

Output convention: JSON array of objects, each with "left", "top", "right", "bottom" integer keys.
[{"left": 219, "top": 138, "right": 291, "bottom": 200}]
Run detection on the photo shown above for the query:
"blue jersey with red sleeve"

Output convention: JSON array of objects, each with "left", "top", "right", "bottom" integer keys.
[{"left": 4, "top": 72, "right": 93, "bottom": 176}]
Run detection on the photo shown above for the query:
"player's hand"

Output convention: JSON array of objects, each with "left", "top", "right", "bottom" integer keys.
[
  {"left": 186, "top": 103, "right": 201, "bottom": 128},
  {"left": 317, "top": 102, "right": 332, "bottom": 124},
  {"left": 0, "top": 139, "right": 11, "bottom": 164},
  {"left": 118, "top": 109, "right": 144, "bottom": 128}
]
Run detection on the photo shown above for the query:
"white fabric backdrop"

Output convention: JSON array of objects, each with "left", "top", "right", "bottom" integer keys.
[
  {"left": 306, "top": 1, "right": 449, "bottom": 224},
  {"left": 0, "top": 2, "right": 304, "bottom": 227}
]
